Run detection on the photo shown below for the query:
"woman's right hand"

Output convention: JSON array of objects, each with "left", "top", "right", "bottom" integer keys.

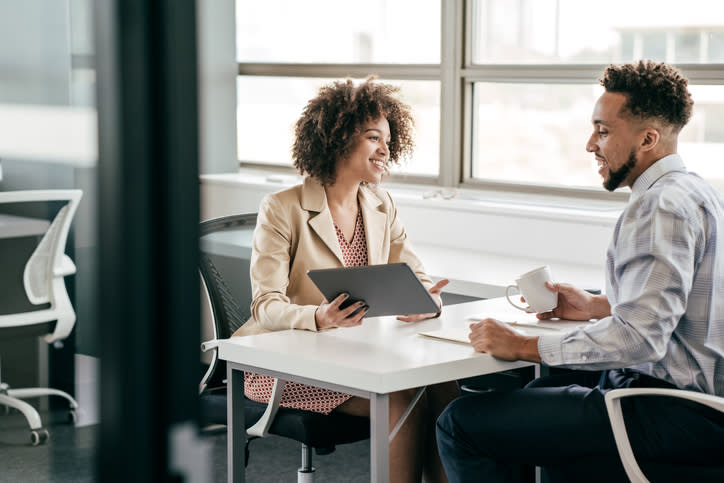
[
  {"left": 315, "top": 293, "right": 369, "bottom": 329},
  {"left": 535, "top": 281, "right": 608, "bottom": 321}
]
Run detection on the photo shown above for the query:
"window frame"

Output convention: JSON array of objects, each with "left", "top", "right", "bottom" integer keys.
[{"left": 235, "top": 0, "right": 724, "bottom": 201}]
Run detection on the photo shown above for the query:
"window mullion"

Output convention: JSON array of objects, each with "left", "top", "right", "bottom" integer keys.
[
  {"left": 439, "top": 0, "right": 464, "bottom": 188},
  {"left": 237, "top": 63, "right": 441, "bottom": 80},
  {"left": 462, "top": 63, "right": 724, "bottom": 85}
]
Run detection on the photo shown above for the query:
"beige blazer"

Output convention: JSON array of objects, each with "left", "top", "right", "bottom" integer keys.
[{"left": 232, "top": 176, "right": 434, "bottom": 337}]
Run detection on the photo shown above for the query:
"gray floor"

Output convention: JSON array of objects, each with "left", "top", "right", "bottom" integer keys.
[{"left": 0, "top": 409, "right": 370, "bottom": 482}]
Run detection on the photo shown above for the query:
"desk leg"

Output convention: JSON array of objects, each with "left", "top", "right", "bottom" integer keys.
[
  {"left": 227, "top": 365, "right": 245, "bottom": 483},
  {"left": 534, "top": 364, "right": 542, "bottom": 483},
  {"left": 370, "top": 393, "right": 390, "bottom": 483}
]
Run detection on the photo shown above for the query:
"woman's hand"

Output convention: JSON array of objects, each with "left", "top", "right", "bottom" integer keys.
[
  {"left": 315, "top": 293, "right": 368, "bottom": 329},
  {"left": 397, "top": 278, "right": 449, "bottom": 323},
  {"left": 535, "top": 281, "right": 609, "bottom": 321}
]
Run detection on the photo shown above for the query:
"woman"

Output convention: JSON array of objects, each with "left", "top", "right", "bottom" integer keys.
[{"left": 233, "top": 77, "right": 458, "bottom": 482}]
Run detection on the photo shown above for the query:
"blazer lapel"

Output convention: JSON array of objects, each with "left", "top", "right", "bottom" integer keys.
[
  {"left": 301, "top": 177, "right": 345, "bottom": 265},
  {"left": 359, "top": 185, "right": 386, "bottom": 265}
]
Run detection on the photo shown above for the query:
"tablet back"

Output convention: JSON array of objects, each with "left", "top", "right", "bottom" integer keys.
[{"left": 307, "top": 263, "right": 439, "bottom": 318}]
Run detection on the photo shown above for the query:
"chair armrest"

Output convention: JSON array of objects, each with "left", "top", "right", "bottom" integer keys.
[
  {"left": 54, "top": 254, "right": 77, "bottom": 277},
  {"left": 604, "top": 388, "right": 724, "bottom": 483},
  {"left": 246, "top": 378, "right": 286, "bottom": 438},
  {"left": 44, "top": 277, "right": 76, "bottom": 343},
  {"left": 198, "top": 337, "right": 286, "bottom": 436},
  {"left": 199, "top": 340, "right": 221, "bottom": 394},
  {"left": 200, "top": 339, "right": 220, "bottom": 353}
]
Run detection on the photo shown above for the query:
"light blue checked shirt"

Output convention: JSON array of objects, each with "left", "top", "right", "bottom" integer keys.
[{"left": 539, "top": 154, "right": 724, "bottom": 396}]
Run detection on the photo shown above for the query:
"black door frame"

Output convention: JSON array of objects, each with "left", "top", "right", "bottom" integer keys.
[{"left": 95, "top": 1, "right": 200, "bottom": 480}]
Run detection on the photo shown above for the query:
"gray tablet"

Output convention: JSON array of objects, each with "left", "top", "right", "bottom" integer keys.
[{"left": 307, "top": 263, "right": 440, "bottom": 318}]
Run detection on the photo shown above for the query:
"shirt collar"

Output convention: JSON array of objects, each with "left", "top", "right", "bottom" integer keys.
[{"left": 630, "top": 154, "right": 687, "bottom": 200}]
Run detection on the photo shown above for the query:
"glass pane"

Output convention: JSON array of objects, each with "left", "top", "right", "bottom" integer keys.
[
  {"left": 641, "top": 32, "right": 667, "bottom": 61},
  {"left": 237, "top": 77, "right": 440, "bottom": 177},
  {"left": 678, "top": 85, "right": 724, "bottom": 189},
  {"left": 471, "top": 83, "right": 724, "bottom": 191},
  {"left": 236, "top": 0, "right": 440, "bottom": 63},
  {"left": 674, "top": 32, "right": 700, "bottom": 63},
  {"left": 708, "top": 32, "right": 724, "bottom": 61},
  {"left": 472, "top": 83, "right": 602, "bottom": 188},
  {"left": 472, "top": 0, "right": 724, "bottom": 64}
]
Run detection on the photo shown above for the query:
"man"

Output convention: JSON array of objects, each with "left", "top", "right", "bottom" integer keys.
[{"left": 436, "top": 61, "right": 724, "bottom": 483}]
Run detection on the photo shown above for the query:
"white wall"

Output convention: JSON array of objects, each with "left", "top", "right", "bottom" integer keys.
[{"left": 197, "top": 0, "right": 238, "bottom": 175}]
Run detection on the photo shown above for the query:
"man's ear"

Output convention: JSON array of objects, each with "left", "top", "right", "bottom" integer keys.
[{"left": 640, "top": 128, "right": 660, "bottom": 152}]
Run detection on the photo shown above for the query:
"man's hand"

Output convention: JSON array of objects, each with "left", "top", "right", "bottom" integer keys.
[
  {"left": 468, "top": 319, "right": 541, "bottom": 362},
  {"left": 535, "top": 281, "right": 610, "bottom": 321}
]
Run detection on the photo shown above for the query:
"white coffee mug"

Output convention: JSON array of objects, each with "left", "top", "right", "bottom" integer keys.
[{"left": 505, "top": 265, "right": 558, "bottom": 313}]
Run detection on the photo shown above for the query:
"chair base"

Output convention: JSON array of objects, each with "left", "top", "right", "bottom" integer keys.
[
  {"left": 298, "top": 443, "right": 315, "bottom": 482},
  {"left": 0, "top": 384, "right": 79, "bottom": 435},
  {"left": 297, "top": 468, "right": 315, "bottom": 483}
]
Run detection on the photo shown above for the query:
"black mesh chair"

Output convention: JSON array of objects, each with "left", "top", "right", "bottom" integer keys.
[{"left": 198, "top": 213, "right": 369, "bottom": 481}]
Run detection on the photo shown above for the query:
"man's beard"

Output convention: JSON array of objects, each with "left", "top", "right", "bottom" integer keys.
[{"left": 603, "top": 149, "right": 637, "bottom": 192}]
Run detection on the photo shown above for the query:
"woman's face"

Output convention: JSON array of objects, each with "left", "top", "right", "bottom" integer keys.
[{"left": 336, "top": 117, "right": 390, "bottom": 185}]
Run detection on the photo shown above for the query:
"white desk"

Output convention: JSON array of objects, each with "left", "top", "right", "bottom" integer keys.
[{"left": 219, "top": 297, "right": 585, "bottom": 483}]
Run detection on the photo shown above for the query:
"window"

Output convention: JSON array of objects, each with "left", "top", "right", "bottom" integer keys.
[
  {"left": 235, "top": 0, "right": 441, "bottom": 180},
  {"left": 471, "top": 83, "right": 603, "bottom": 188},
  {"left": 236, "top": 1, "right": 440, "bottom": 64},
  {"left": 236, "top": 77, "right": 440, "bottom": 176},
  {"left": 236, "top": 0, "right": 724, "bottom": 193}
]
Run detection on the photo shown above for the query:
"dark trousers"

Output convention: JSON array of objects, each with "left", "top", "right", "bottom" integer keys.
[{"left": 436, "top": 369, "right": 724, "bottom": 483}]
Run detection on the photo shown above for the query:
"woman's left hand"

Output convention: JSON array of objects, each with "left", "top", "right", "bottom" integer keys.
[{"left": 397, "top": 278, "right": 449, "bottom": 323}]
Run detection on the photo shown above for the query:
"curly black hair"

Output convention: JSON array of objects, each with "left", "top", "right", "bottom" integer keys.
[
  {"left": 600, "top": 60, "right": 693, "bottom": 133},
  {"left": 291, "top": 77, "right": 415, "bottom": 185}
]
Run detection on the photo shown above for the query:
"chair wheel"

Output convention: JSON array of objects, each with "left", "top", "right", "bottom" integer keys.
[{"left": 30, "top": 429, "right": 49, "bottom": 446}]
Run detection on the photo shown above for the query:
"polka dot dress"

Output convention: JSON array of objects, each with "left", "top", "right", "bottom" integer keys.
[{"left": 244, "top": 210, "right": 367, "bottom": 414}]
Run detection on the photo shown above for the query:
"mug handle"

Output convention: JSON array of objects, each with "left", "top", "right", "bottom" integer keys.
[{"left": 505, "top": 285, "right": 532, "bottom": 312}]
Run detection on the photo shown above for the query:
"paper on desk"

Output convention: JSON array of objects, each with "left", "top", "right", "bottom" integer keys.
[
  {"left": 467, "top": 309, "right": 570, "bottom": 329},
  {"left": 419, "top": 327, "right": 472, "bottom": 344},
  {"left": 419, "top": 321, "right": 561, "bottom": 345},
  {"left": 466, "top": 310, "right": 541, "bottom": 324}
]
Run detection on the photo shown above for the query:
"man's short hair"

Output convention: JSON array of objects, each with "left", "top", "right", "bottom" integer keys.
[{"left": 600, "top": 60, "right": 693, "bottom": 132}]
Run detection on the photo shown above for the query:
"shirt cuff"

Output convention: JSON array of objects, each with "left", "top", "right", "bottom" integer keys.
[{"left": 537, "top": 333, "right": 566, "bottom": 366}]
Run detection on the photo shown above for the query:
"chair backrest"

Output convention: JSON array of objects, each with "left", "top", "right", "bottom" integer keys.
[
  {"left": 605, "top": 387, "right": 724, "bottom": 483},
  {"left": 0, "top": 190, "right": 82, "bottom": 342},
  {"left": 199, "top": 213, "right": 257, "bottom": 388}
]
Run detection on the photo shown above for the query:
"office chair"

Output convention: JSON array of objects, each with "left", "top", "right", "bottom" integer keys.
[
  {"left": 0, "top": 189, "right": 82, "bottom": 445},
  {"left": 198, "top": 213, "right": 369, "bottom": 482},
  {"left": 605, "top": 387, "right": 724, "bottom": 483}
]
